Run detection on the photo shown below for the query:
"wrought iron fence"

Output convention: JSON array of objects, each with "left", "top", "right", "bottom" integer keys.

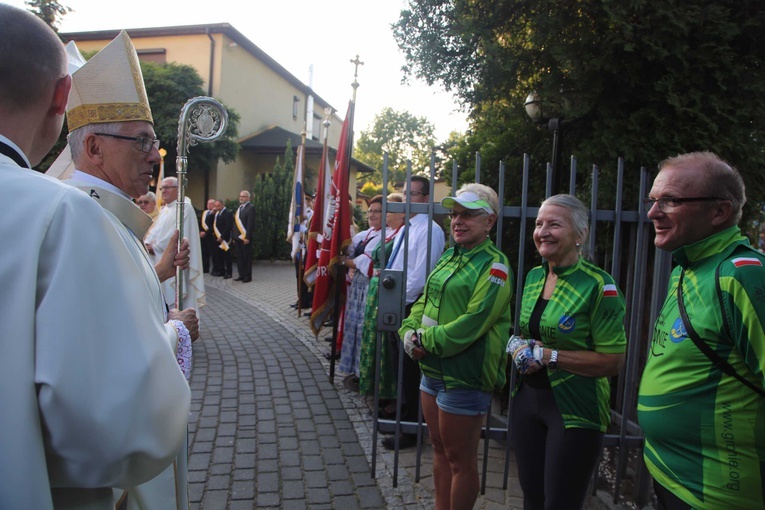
[{"left": 369, "top": 151, "right": 672, "bottom": 505}]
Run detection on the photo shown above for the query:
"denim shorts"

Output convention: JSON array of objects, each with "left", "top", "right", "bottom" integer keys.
[{"left": 420, "top": 375, "right": 491, "bottom": 416}]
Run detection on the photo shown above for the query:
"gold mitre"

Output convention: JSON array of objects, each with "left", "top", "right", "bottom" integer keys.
[{"left": 66, "top": 30, "right": 153, "bottom": 131}]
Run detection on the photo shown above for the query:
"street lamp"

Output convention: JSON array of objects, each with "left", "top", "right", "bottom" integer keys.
[
  {"left": 156, "top": 147, "right": 167, "bottom": 208},
  {"left": 524, "top": 92, "right": 564, "bottom": 196}
]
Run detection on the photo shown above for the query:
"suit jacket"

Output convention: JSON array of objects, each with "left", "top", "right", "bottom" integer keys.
[
  {"left": 235, "top": 202, "right": 256, "bottom": 242},
  {"left": 200, "top": 209, "right": 215, "bottom": 236},
  {"left": 214, "top": 208, "right": 233, "bottom": 243}
]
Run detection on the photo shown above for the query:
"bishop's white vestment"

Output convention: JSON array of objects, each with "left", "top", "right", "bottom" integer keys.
[{"left": 64, "top": 170, "right": 192, "bottom": 510}]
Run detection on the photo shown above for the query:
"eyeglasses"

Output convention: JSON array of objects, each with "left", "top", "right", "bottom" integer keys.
[
  {"left": 447, "top": 209, "right": 488, "bottom": 220},
  {"left": 95, "top": 133, "right": 160, "bottom": 153},
  {"left": 367, "top": 209, "right": 382, "bottom": 215},
  {"left": 642, "top": 196, "right": 723, "bottom": 213},
  {"left": 159, "top": 186, "right": 177, "bottom": 190},
  {"left": 136, "top": 200, "right": 151, "bottom": 205}
]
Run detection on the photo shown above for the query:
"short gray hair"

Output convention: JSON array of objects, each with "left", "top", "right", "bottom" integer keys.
[
  {"left": 541, "top": 194, "right": 590, "bottom": 257},
  {"left": 68, "top": 122, "right": 123, "bottom": 162}
]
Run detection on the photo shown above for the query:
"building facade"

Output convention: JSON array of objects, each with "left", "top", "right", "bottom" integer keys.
[{"left": 62, "top": 23, "right": 371, "bottom": 205}]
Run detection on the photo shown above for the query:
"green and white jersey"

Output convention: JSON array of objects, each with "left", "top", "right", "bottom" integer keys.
[
  {"left": 400, "top": 238, "right": 513, "bottom": 392},
  {"left": 638, "top": 226, "right": 765, "bottom": 509},
  {"left": 517, "top": 258, "right": 627, "bottom": 432}
]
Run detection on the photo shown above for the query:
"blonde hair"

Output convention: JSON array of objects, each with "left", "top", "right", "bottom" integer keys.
[{"left": 457, "top": 183, "right": 499, "bottom": 215}]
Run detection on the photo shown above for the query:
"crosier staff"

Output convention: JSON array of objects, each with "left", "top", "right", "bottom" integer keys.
[{"left": 175, "top": 97, "right": 229, "bottom": 308}]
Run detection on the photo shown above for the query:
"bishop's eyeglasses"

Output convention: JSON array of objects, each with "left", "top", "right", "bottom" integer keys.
[{"left": 95, "top": 133, "right": 160, "bottom": 153}]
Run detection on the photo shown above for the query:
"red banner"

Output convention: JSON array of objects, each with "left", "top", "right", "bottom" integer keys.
[
  {"left": 303, "top": 133, "right": 332, "bottom": 287},
  {"left": 309, "top": 102, "right": 354, "bottom": 335}
]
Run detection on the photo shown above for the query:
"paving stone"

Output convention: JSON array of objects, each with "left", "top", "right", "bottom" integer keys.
[
  {"left": 230, "top": 480, "right": 255, "bottom": 500},
  {"left": 256, "top": 472, "right": 279, "bottom": 493},
  {"left": 209, "top": 463, "right": 231, "bottom": 475},
  {"left": 256, "top": 492, "right": 280, "bottom": 507},
  {"left": 281, "top": 480, "right": 305, "bottom": 500},
  {"left": 191, "top": 272, "right": 523, "bottom": 510},
  {"left": 205, "top": 474, "right": 230, "bottom": 490}
]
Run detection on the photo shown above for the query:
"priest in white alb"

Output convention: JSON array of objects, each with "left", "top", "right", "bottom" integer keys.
[{"left": 145, "top": 176, "right": 206, "bottom": 311}]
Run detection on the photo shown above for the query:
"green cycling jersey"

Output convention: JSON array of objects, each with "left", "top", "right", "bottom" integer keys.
[
  {"left": 517, "top": 257, "right": 627, "bottom": 432},
  {"left": 400, "top": 238, "right": 513, "bottom": 392},
  {"left": 638, "top": 226, "right": 765, "bottom": 509}
]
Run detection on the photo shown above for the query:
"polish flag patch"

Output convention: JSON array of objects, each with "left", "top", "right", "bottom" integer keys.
[
  {"left": 488, "top": 263, "right": 508, "bottom": 286},
  {"left": 603, "top": 284, "right": 618, "bottom": 297},
  {"left": 732, "top": 257, "right": 762, "bottom": 268}
]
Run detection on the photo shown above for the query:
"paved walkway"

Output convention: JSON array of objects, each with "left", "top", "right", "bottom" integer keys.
[{"left": 191, "top": 261, "right": 529, "bottom": 509}]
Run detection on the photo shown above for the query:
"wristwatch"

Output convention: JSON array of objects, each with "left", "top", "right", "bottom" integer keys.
[{"left": 547, "top": 349, "right": 559, "bottom": 370}]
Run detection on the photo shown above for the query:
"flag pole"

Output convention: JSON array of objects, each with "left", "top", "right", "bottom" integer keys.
[
  {"left": 328, "top": 56, "right": 363, "bottom": 378},
  {"left": 296, "top": 130, "right": 307, "bottom": 318}
]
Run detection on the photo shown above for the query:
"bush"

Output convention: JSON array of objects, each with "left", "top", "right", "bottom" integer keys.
[{"left": 251, "top": 141, "right": 295, "bottom": 260}]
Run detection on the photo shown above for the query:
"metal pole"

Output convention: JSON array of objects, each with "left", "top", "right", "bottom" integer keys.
[{"left": 549, "top": 117, "right": 562, "bottom": 196}]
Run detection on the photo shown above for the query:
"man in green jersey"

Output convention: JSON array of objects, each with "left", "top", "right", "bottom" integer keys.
[{"left": 638, "top": 152, "right": 765, "bottom": 509}]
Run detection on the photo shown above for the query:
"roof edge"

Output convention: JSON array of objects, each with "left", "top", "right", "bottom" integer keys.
[{"left": 60, "top": 23, "right": 338, "bottom": 115}]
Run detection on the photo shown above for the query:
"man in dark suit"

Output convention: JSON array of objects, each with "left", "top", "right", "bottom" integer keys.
[
  {"left": 199, "top": 199, "right": 216, "bottom": 273},
  {"left": 211, "top": 199, "right": 233, "bottom": 279},
  {"left": 233, "top": 190, "right": 256, "bottom": 282}
]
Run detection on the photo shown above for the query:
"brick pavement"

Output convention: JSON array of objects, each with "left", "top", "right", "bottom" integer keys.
[{"left": 199, "top": 261, "right": 605, "bottom": 509}]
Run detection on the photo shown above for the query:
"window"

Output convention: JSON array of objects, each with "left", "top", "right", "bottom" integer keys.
[{"left": 136, "top": 48, "right": 166, "bottom": 65}]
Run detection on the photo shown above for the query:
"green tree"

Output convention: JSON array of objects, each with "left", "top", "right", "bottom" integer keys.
[
  {"left": 25, "top": 0, "right": 71, "bottom": 31},
  {"left": 141, "top": 61, "right": 240, "bottom": 175},
  {"left": 394, "top": 0, "right": 765, "bottom": 215},
  {"left": 252, "top": 141, "right": 295, "bottom": 261},
  {"left": 38, "top": 60, "right": 240, "bottom": 175},
  {"left": 355, "top": 107, "right": 437, "bottom": 184},
  {"left": 360, "top": 181, "right": 394, "bottom": 198}
]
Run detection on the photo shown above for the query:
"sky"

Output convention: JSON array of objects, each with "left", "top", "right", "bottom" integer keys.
[{"left": 8, "top": 0, "right": 469, "bottom": 142}]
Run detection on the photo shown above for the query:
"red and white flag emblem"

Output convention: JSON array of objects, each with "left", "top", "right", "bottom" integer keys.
[
  {"left": 603, "top": 284, "right": 618, "bottom": 297},
  {"left": 489, "top": 262, "right": 508, "bottom": 283},
  {"left": 732, "top": 257, "right": 762, "bottom": 268}
]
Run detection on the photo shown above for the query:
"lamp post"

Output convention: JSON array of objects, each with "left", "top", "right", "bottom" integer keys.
[
  {"left": 525, "top": 92, "right": 564, "bottom": 196},
  {"left": 156, "top": 147, "right": 167, "bottom": 208}
]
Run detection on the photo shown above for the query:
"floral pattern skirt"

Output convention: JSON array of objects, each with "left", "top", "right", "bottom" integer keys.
[{"left": 338, "top": 270, "right": 370, "bottom": 376}]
